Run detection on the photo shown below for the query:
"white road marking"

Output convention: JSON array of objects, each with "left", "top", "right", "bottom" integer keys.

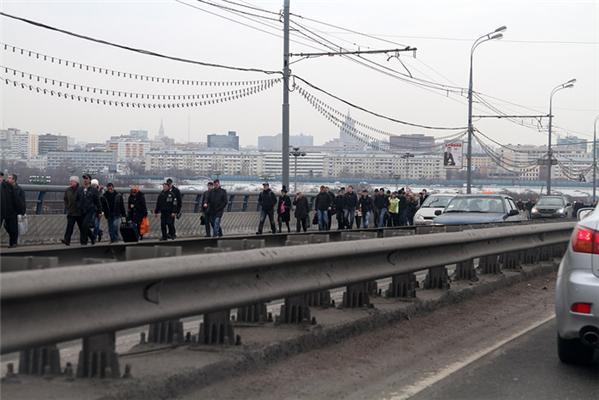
[{"left": 386, "top": 314, "right": 556, "bottom": 400}]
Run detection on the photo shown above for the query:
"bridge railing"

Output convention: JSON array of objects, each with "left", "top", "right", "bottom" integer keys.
[{"left": 1, "top": 221, "right": 574, "bottom": 354}]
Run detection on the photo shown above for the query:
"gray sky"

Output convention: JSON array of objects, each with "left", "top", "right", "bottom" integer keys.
[{"left": 1, "top": 0, "right": 598, "bottom": 147}]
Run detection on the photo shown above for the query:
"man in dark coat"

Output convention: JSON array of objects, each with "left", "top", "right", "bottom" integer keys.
[
  {"left": 101, "top": 182, "right": 126, "bottom": 243},
  {"left": 155, "top": 182, "right": 177, "bottom": 240},
  {"left": 6, "top": 174, "right": 25, "bottom": 246},
  {"left": 205, "top": 179, "right": 227, "bottom": 237},
  {"left": 314, "top": 185, "right": 332, "bottom": 231},
  {"left": 277, "top": 186, "right": 292, "bottom": 233},
  {"left": 293, "top": 191, "right": 310, "bottom": 232},
  {"left": 79, "top": 174, "right": 101, "bottom": 245},
  {"left": 257, "top": 182, "right": 277, "bottom": 235},
  {"left": 201, "top": 181, "right": 214, "bottom": 237},
  {"left": 61, "top": 176, "right": 84, "bottom": 246},
  {"left": 334, "top": 188, "right": 346, "bottom": 230},
  {"left": 373, "top": 188, "right": 389, "bottom": 228},
  {"left": 358, "top": 189, "right": 374, "bottom": 228},
  {"left": 166, "top": 178, "right": 182, "bottom": 218},
  {"left": 128, "top": 186, "right": 148, "bottom": 239},
  {"left": 398, "top": 189, "right": 409, "bottom": 226},
  {"left": 343, "top": 185, "right": 358, "bottom": 229},
  {"left": 1, "top": 172, "right": 19, "bottom": 247}
]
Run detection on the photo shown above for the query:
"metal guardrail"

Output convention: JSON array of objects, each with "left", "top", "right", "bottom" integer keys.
[{"left": 0, "top": 221, "right": 575, "bottom": 354}]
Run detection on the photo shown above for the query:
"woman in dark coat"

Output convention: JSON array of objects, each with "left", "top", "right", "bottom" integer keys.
[
  {"left": 277, "top": 187, "right": 292, "bottom": 233},
  {"left": 292, "top": 191, "right": 309, "bottom": 233},
  {"left": 127, "top": 186, "right": 148, "bottom": 239}
]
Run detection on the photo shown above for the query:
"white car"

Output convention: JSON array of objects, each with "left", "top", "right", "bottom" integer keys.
[
  {"left": 414, "top": 194, "right": 455, "bottom": 225},
  {"left": 555, "top": 206, "right": 599, "bottom": 364}
]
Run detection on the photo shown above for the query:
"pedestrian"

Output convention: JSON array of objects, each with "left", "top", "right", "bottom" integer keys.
[
  {"left": 277, "top": 186, "right": 292, "bottom": 233},
  {"left": 334, "top": 188, "right": 346, "bottom": 230},
  {"left": 61, "top": 176, "right": 84, "bottom": 246},
  {"left": 90, "top": 179, "right": 104, "bottom": 242},
  {"left": 326, "top": 186, "right": 335, "bottom": 230},
  {"left": 1, "top": 172, "right": 19, "bottom": 247},
  {"left": 101, "top": 183, "right": 126, "bottom": 243},
  {"left": 128, "top": 185, "right": 148, "bottom": 240},
  {"left": 257, "top": 182, "right": 278, "bottom": 235},
  {"left": 372, "top": 188, "right": 380, "bottom": 228},
  {"left": 293, "top": 191, "right": 309, "bottom": 232},
  {"left": 201, "top": 181, "right": 214, "bottom": 237},
  {"left": 525, "top": 199, "right": 534, "bottom": 219},
  {"left": 166, "top": 178, "right": 182, "bottom": 223},
  {"left": 398, "top": 189, "right": 409, "bottom": 226},
  {"left": 407, "top": 193, "right": 418, "bottom": 226},
  {"left": 7, "top": 174, "right": 26, "bottom": 246},
  {"left": 358, "top": 189, "right": 373, "bottom": 228},
  {"left": 343, "top": 185, "right": 358, "bottom": 229},
  {"left": 355, "top": 207, "right": 362, "bottom": 229},
  {"left": 314, "top": 185, "right": 332, "bottom": 231},
  {"left": 80, "top": 174, "right": 101, "bottom": 245},
  {"left": 205, "top": 179, "right": 227, "bottom": 237},
  {"left": 374, "top": 188, "right": 389, "bottom": 228},
  {"left": 155, "top": 182, "right": 177, "bottom": 241},
  {"left": 419, "top": 189, "right": 429, "bottom": 207},
  {"left": 388, "top": 192, "right": 400, "bottom": 226},
  {"left": 516, "top": 198, "right": 524, "bottom": 211}
]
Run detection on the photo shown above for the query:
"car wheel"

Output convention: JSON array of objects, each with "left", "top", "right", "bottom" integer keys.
[{"left": 557, "top": 334, "right": 595, "bottom": 364}]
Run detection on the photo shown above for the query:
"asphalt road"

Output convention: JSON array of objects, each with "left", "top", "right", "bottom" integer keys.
[{"left": 410, "top": 319, "right": 599, "bottom": 400}]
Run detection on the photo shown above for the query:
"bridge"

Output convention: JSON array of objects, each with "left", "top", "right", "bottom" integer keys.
[{"left": 3, "top": 212, "right": 595, "bottom": 400}]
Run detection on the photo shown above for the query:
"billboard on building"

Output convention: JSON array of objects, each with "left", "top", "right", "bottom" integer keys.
[{"left": 443, "top": 141, "right": 463, "bottom": 169}]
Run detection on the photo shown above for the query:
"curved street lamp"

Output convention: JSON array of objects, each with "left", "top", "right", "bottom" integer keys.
[
  {"left": 546, "top": 78, "right": 576, "bottom": 195},
  {"left": 466, "top": 26, "right": 506, "bottom": 194},
  {"left": 289, "top": 147, "right": 306, "bottom": 193}
]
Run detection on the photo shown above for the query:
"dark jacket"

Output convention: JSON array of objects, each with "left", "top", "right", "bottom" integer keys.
[
  {"left": 102, "top": 190, "right": 126, "bottom": 219},
  {"left": 314, "top": 192, "right": 332, "bottom": 211},
  {"left": 334, "top": 194, "right": 346, "bottom": 211},
  {"left": 277, "top": 195, "right": 292, "bottom": 216},
  {"left": 374, "top": 194, "right": 390, "bottom": 210},
  {"left": 344, "top": 192, "right": 358, "bottom": 209},
  {"left": 1, "top": 181, "right": 17, "bottom": 219},
  {"left": 293, "top": 196, "right": 309, "bottom": 219},
  {"left": 201, "top": 189, "right": 211, "bottom": 214},
  {"left": 206, "top": 187, "right": 228, "bottom": 217},
  {"left": 13, "top": 184, "right": 26, "bottom": 215},
  {"left": 155, "top": 190, "right": 176, "bottom": 214},
  {"left": 258, "top": 189, "right": 277, "bottom": 211},
  {"left": 128, "top": 191, "right": 148, "bottom": 223},
  {"left": 399, "top": 195, "right": 408, "bottom": 214},
  {"left": 81, "top": 186, "right": 101, "bottom": 214},
  {"left": 359, "top": 195, "right": 374, "bottom": 213},
  {"left": 63, "top": 185, "right": 84, "bottom": 217},
  {"left": 170, "top": 185, "right": 182, "bottom": 214}
]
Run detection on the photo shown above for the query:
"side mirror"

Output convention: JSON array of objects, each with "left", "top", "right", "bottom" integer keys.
[
  {"left": 577, "top": 208, "right": 594, "bottom": 221},
  {"left": 508, "top": 209, "right": 519, "bottom": 217}
]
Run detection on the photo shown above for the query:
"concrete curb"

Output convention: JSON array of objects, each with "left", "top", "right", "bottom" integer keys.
[{"left": 107, "top": 261, "right": 558, "bottom": 400}]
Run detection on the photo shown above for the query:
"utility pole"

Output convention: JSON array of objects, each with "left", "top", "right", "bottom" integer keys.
[{"left": 282, "top": 0, "right": 290, "bottom": 190}]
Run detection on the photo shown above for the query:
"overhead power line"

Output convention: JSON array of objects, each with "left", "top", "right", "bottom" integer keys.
[
  {"left": 194, "top": 0, "right": 280, "bottom": 20},
  {"left": 0, "top": 12, "right": 281, "bottom": 75}
]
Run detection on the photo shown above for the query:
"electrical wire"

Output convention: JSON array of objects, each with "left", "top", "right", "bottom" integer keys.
[
  {"left": 0, "top": 12, "right": 281, "bottom": 75},
  {"left": 194, "top": 0, "right": 280, "bottom": 21}
]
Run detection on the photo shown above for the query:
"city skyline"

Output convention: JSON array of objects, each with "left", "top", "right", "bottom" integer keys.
[{"left": 1, "top": 0, "right": 597, "bottom": 148}]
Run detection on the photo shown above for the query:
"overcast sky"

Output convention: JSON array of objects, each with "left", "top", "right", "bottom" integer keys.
[{"left": 1, "top": 0, "right": 598, "bottom": 147}]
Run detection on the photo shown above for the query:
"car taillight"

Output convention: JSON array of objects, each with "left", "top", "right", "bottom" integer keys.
[
  {"left": 571, "top": 226, "right": 599, "bottom": 254},
  {"left": 571, "top": 303, "right": 592, "bottom": 314}
]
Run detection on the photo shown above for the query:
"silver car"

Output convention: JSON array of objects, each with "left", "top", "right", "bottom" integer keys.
[{"left": 555, "top": 206, "right": 599, "bottom": 364}]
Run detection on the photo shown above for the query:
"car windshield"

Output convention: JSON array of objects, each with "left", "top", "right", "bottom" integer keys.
[
  {"left": 537, "top": 197, "right": 565, "bottom": 207},
  {"left": 421, "top": 195, "right": 453, "bottom": 208},
  {"left": 445, "top": 197, "right": 506, "bottom": 213}
]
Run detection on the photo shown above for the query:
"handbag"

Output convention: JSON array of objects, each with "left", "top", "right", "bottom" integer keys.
[
  {"left": 200, "top": 215, "right": 206, "bottom": 225},
  {"left": 139, "top": 216, "right": 150, "bottom": 236}
]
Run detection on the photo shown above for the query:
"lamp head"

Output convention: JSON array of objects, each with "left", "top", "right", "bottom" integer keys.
[
  {"left": 495, "top": 25, "right": 507, "bottom": 33},
  {"left": 490, "top": 33, "right": 503, "bottom": 40},
  {"left": 564, "top": 83, "right": 574, "bottom": 89},
  {"left": 566, "top": 78, "right": 576, "bottom": 84}
]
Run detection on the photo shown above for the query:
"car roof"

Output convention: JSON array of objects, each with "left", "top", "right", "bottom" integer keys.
[{"left": 452, "top": 194, "right": 508, "bottom": 199}]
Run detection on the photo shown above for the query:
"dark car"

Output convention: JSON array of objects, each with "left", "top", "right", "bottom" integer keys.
[
  {"left": 433, "top": 194, "right": 525, "bottom": 225},
  {"left": 531, "top": 195, "right": 573, "bottom": 219}
]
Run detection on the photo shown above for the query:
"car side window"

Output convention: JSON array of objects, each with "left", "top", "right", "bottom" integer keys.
[{"left": 507, "top": 199, "right": 517, "bottom": 212}]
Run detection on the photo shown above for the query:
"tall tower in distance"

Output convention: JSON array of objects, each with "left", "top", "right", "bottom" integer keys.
[
  {"left": 157, "top": 119, "right": 165, "bottom": 139},
  {"left": 339, "top": 110, "right": 365, "bottom": 150}
]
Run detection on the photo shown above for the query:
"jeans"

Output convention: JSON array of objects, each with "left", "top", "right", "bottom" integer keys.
[
  {"left": 336, "top": 212, "right": 345, "bottom": 230},
  {"left": 378, "top": 208, "right": 387, "bottom": 228},
  {"left": 211, "top": 215, "right": 223, "bottom": 237},
  {"left": 362, "top": 211, "right": 370, "bottom": 228},
  {"left": 399, "top": 211, "right": 408, "bottom": 226},
  {"left": 344, "top": 208, "right": 355, "bottom": 229},
  {"left": 107, "top": 216, "right": 120, "bottom": 242},
  {"left": 93, "top": 215, "right": 103, "bottom": 240},
  {"left": 317, "top": 209, "right": 329, "bottom": 231},
  {"left": 258, "top": 209, "right": 276, "bottom": 234}
]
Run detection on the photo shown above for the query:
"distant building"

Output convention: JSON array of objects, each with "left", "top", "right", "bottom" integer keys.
[
  {"left": 389, "top": 134, "right": 435, "bottom": 153},
  {"left": 107, "top": 136, "right": 150, "bottom": 161},
  {"left": 46, "top": 151, "right": 117, "bottom": 172},
  {"left": 38, "top": 134, "right": 69, "bottom": 155},
  {"left": 261, "top": 151, "right": 324, "bottom": 177},
  {"left": 557, "top": 135, "right": 587, "bottom": 153},
  {"left": 207, "top": 131, "right": 240, "bottom": 150},
  {"left": 257, "top": 133, "right": 314, "bottom": 151},
  {"left": 145, "top": 149, "right": 262, "bottom": 175},
  {"left": 339, "top": 111, "right": 366, "bottom": 150},
  {"left": 129, "top": 130, "right": 149, "bottom": 140},
  {"left": 0, "top": 128, "right": 38, "bottom": 160}
]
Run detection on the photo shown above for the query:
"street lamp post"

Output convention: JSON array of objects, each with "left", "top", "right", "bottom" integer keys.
[
  {"left": 401, "top": 152, "right": 414, "bottom": 184},
  {"left": 289, "top": 147, "right": 306, "bottom": 193},
  {"left": 547, "top": 79, "right": 576, "bottom": 195},
  {"left": 467, "top": 26, "right": 506, "bottom": 194},
  {"left": 593, "top": 115, "right": 599, "bottom": 203}
]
